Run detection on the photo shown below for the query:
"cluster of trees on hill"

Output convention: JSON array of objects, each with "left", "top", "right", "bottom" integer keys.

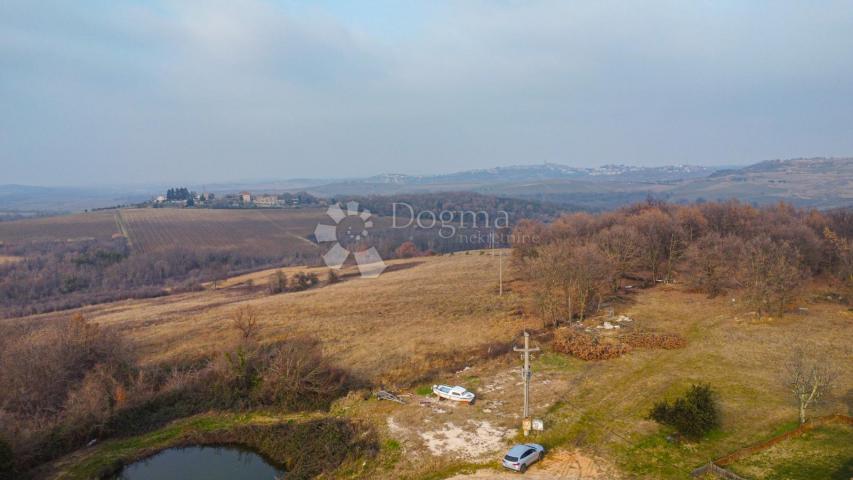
[
  {"left": 513, "top": 200, "right": 852, "bottom": 324},
  {"left": 0, "top": 240, "right": 301, "bottom": 317},
  {"left": 165, "top": 187, "right": 191, "bottom": 201}
]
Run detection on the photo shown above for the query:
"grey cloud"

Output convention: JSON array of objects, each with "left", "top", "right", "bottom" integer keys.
[{"left": 1, "top": 0, "right": 852, "bottom": 185}]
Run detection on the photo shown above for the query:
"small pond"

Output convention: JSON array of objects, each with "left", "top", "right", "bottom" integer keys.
[{"left": 112, "top": 446, "right": 284, "bottom": 480}]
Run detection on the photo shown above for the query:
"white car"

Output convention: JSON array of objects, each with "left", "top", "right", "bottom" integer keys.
[
  {"left": 502, "top": 443, "right": 545, "bottom": 472},
  {"left": 432, "top": 384, "right": 475, "bottom": 403}
]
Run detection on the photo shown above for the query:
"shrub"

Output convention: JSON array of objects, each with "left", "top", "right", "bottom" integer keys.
[
  {"left": 291, "top": 272, "right": 319, "bottom": 291},
  {"left": 552, "top": 328, "right": 631, "bottom": 361},
  {"left": 268, "top": 270, "right": 287, "bottom": 294},
  {"left": 0, "top": 313, "right": 130, "bottom": 416},
  {"left": 395, "top": 241, "right": 420, "bottom": 258},
  {"left": 649, "top": 384, "right": 719, "bottom": 439},
  {"left": 253, "top": 341, "right": 349, "bottom": 410},
  {"left": 327, "top": 269, "right": 340, "bottom": 284}
]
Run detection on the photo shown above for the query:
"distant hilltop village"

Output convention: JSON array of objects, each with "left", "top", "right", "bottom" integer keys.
[{"left": 149, "top": 188, "right": 324, "bottom": 209}]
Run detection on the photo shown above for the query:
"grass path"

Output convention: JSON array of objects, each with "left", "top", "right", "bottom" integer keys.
[{"left": 113, "top": 210, "right": 133, "bottom": 249}]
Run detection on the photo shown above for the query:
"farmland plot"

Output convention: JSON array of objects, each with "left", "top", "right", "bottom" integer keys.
[
  {"left": 0, "top": 211, "right": 119, "bottom": 245},
  {"left": 120, "top": 208, "right": 325, "bottom": 256}
]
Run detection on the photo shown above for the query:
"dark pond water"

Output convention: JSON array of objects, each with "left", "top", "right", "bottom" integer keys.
[{"left": 112, "top": 446, "right": 284, "bottom": 480}]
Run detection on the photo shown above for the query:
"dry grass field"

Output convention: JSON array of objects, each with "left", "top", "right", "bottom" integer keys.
[
  {"left": 15, "top": 252, "right": 534, "bottom": 383},
  {"left": 119, "top": 208, "right": 325, "bottom": 255},
  {"left": 0, "top": 210, "right": 119, "bottom": 244}
]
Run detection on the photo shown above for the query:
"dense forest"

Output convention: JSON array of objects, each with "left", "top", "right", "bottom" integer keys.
[{"left": 513, "top": 200, "right": 853, "bottom": 324}]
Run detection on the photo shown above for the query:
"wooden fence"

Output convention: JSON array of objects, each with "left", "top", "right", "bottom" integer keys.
[
  {"left": 715, "top": 414, "right": 853, "bottom": 467},
  {"left": 691, "top": 414, "right": 852, "bottom": 478}
]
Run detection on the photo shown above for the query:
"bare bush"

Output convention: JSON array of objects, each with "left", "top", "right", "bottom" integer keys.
[
  {"left": 254, "top": 341, "right": 349, "bottom": 410},
  {"left": 0, "top": 313, "right": 130, "bottom": 417},
  {"left": 61, "top": 364, "right": 121, "bottom": 431},
  {"left": 232, "top": 305, "right": 260, "bottom": 341}
]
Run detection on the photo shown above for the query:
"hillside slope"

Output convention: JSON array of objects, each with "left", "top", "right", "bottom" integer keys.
[{"left": 13, "top": 253, "right": 532, "bottom": 382}]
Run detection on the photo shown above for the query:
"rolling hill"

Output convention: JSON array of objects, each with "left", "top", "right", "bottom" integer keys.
[{"left": 307, "top": 158, "right": 853, "bottom": 210}]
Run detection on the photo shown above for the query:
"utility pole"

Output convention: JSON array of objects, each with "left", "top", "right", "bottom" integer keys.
[
  {"left": 513, "top": 331, "right": 540, "bottom": 433},
  {"left": 498, "top": 247, "right": 503, "bottom": 296},
  {"left": 492, "top": 228, "right": 503, "bottom": 296}
]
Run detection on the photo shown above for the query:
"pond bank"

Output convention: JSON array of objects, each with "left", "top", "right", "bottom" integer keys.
[{"left": 37, "top": 411, "right": 378, "bottom": 480}]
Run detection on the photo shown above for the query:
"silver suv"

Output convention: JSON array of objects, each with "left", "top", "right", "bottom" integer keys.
[{"left": 502, "top": 443, "right": 544, "bottom": 472}]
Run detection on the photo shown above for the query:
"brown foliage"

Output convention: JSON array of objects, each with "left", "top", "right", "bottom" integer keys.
[
  {"left": 743, "top": 236, "right": 804, "bottom": 318},
  {"left": 623, "top": 332, "right": 687, "bottom": 350},
  {"left": 510, "top": 219, "right": 549, "bottom": 266},
  {"left": 0, "top": 313, "right": 130, "bottom": 417},
  {"left": 513, "top": 200, "right": 849, "bottom": 322},
  {"left": 526, "top": 242, "right": 614, "bottom": 327},
  {"left": 395, "top": 241, "right": 421, "bottom": 259},
  {"left": 552, "top": 328, "right": 631, "bottom": 361},
  {"left": 253, "top": 341, "right": 349, "bottom": 410},
  {"left": 685, "top": 233, "right": 743, "bottom": 297}
]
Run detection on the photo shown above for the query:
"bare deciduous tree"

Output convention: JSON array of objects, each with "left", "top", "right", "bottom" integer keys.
[
  {"left": 742, "top": 237, "right": 803, "bottom": 318},
  {"left": 232, "top": 305, "right": 260, "bottom": 341},
  {"left": 528, "top": 241, "right": 613, "bottom": 326},
  {"left": 783, "top": 346, "right": 837, "bottom": 424},
  {"left": 595, "top": 224, "right": 641, "bottom": 291},
  {"left": 628, "top": 208, "right": 676, "bottom": 284},
  {"left": 686, "top": 233, "right": 743, "bottom": 298}
]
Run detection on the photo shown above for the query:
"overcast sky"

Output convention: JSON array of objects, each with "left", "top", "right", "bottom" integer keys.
[{"left": 2, "top": 1, "right": 853, "bottom": 186}]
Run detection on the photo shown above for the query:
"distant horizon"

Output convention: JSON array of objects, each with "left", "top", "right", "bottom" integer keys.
[
  {"left": 0, "top": 157, "right": 772, "bottom": 189},
  {"left": 2, "top": 155, "right": 851, "bottom": 189}
]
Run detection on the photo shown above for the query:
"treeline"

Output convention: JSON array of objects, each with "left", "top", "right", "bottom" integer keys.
[
  {"left": 0, "top": 313, "right": 352, "bottom": 476},
  {"left": 0, "top": 240, "right": 294, "bottom": 317},
  {"left": 513, "top": 200, "right": 852, "bottom": 324},
  {"left": 324, "top": 192, "right": 562, "bottom": 257},
  {"left": 334, "top": 191, "right": 565, "bottom": 223}
]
